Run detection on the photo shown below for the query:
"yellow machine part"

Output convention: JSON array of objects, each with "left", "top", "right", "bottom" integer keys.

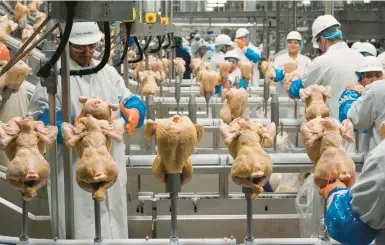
[
  {"left": 123, "top": 7, "right": 136, "bottom": 22},
  {"left": 145, "top": 12, "right": 157, "bottom": 24},
  {"left": 161, "top": 17, "right": 169, "bottom": 25}
]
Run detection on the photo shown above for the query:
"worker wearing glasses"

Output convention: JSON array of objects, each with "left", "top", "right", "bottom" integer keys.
[{"left": 28, "top": 22, "right": 146, "bottom": 239}]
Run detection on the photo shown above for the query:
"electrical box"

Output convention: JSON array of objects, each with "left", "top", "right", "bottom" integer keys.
[{"left": 145, "top": 12, "right": 157, "bottom": 24}]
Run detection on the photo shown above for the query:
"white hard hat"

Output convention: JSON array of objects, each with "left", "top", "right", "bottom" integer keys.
[
  {"left": 197, "top": 40, "right": 207, "bottom": 49},
  {"left": 357, "top": 56, "right": 383, "bottom": 73},
  {"left": 224, "top": 50, "right": 239, "bottom": 60},
  {"left": 235, "top": 28, "right": 249, "bottom": 39},
  {"left": 351, "top": 42, "right": 362, "bottom": 50},
  {"left": 215, "top": 34, "right": 233, "bottom": 46},
  {"left": 287, "top": 31, "right": 302, "bottom": 41},
  {"left": 194, "top": 34, "right": 201, "bottom": 39},
  {"left": 313, "top": 40, "right": 319, "bottom": 49},
  {"left": 312, "top": 15, "right": 341, "bottom": 41},
  {"left": 357, "top": 42, "right": 377, "bottom": 56},
  {"left": 69, "top": 22, "right": 102, "bottom": 45}
]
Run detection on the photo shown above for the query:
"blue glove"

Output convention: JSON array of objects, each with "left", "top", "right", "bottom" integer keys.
[
  {"left": 338, "top": 90, "right": 361, "bottom": 122},
  {"left": 273, "top": 68, "right": 284, "bottom": 82},
  {"left": 215, "top": 84, "right": 222, "bottom": 95},
  {"left": 288, "top": 78, "right": 303, "bottom": 99},
  {"left": 263, "top": 181, "right": 273, "bottom": 192},
  {"left": 121, "top": 95, "right": 146, "bottom": 128},
  {"left": 245, "top": 48, "right": 261, "bottom": 63},
  {"left": 38, "top": 110, "right": 75, "bottom": 144},
  {"left": 325, "top": 188, "right": 376, "bottom": 245},
  {"left": 239, "top": 78, "right": 249, "bottom": 89}
]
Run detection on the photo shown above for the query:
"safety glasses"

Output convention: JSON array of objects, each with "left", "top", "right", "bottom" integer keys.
[{"left": 70, "top": 43, "right": 97, "bottom": 53}]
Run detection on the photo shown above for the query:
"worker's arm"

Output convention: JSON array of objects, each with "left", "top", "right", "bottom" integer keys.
[
  {"left": 320, "top": 148, "right": 385, "bottom": 245},
  {"left": 272, "top": 57, "right": 285, "bottom": 83},
  {"left": 286, "top": 58, "right": 323, "bottom": 99},
  {"left": 244, "top": 48, "right": 261, "bottom": 64},
  {"left": 347, "top": 85, "right": 377, "bottom": 131},
  {"left": 112, "top": 65, "right": 146, "bottom": 135},
  {"left": 338, "top": 88, "right": 362, "bottom": 122}
]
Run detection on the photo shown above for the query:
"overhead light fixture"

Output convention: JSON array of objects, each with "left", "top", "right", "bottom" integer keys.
[
  {"left": 217, "top": 3, "right": 225, "bottom": 7},
  {"left": 217, "top": 0, "right": 227, "bottom": 4},
  {"left": 207, "top": 0, "right": 217, "bottom": 4},
  {"left": 302, "top": 0, "right": 310, "bottom": 5},
  {"left": 207, "top": 3, "right": 218, "bottom": 7},
  {"left": 363, "top": 0, "right": 370, "bottom": 3},
  {"left": 206, "top": 7, "right": 214, "bottom": 11},
  {"left": 347, "top": 0, "right": 352, "bottom": 3}
]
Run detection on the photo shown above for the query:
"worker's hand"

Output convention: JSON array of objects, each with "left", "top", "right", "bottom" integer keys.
[
  {"left": 319, "top": 182, "right": 347, "bottom": 199},
  {"left": 216, "top": 79, "right": 221, "bottom": 86},
  {"left": 223, "top": 81, "right": 231, "bottom": 89},
  {"left": 236, "top": 38, "right": 246, "bottom": 50},
  {"left": 284, "top": 79, "right": 298, "bottom": 101},
  {"left": 120, "top": 104, "right": 139, "bottom": 136}
]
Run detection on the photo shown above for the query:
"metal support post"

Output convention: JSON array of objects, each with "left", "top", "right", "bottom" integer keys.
[
  {"left": 166, "top": 174, "right": 181, "bottom": 245},
  {"left": 151, "top": 199, "right": 158, "bottom": 238},
  {"left": 294, "top": 101, "right": 299, "bottom": 147},
  {"left": 20, "top": 197, "right": 29, "bottom": 244},
  {"left": 275, "top": 1, "right": 281, "bottom": 53},
  {"left": 61, "top": 43, "right": 75, "bottom": 239},
  {"left": 355, "top": 131, "right": 360, "bottom": 153},
  {"left": 123, "top": 52, "right": 129, "bottom": 88},
  {"left": 263, "top": 77, "right": 270, "bottom": 118},
  {"left": 204, "top": 93, "right": 211, "bottom": 118},
  {"left": 188, "top": 94, "right": 197, "bottom": 124},
  {"left": 146, "top": 95, "right": 156, "bottom": 154},
  {"left": 175, "top": 71, "right": 181, "bottom": 115},
  {"left": 242, "top": 179, "right": 256, "bottom": 245},
  {"left": 113, "top": 21, "right": 122, "bottom": 74},
  {"left": 41, "top": 19, "right": 59, "bottom": 240},
  {"left": 324, "top": 1, "right": 334, "bottom": 15},
  {"left": 94, "top": 198, "right": 102, "bottom": 244},
  {"left": 292, "top": 0, "right": 297, "bottom": 30},
  {"left": 271, "top": 92, "right": 279, "bottom": 152},
  {"left": 145, "top": 37, "right": 150, "bottom": 71},
  {"left": 234, "top": 76, "right": 240, "bottom": 89}
]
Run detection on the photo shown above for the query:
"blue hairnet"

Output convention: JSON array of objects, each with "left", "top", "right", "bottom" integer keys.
[
  {"left": 319, "top": 26, "right": 343, "bottom": 40},
  {"left": 360, "top": 52, "right": 374, "bottom": 57},
  {"left": 356, "top": 72, "right": 363, "bottom": 81},
  {"left": 206, "top": 46, "right": 213, "bottom": 51}
]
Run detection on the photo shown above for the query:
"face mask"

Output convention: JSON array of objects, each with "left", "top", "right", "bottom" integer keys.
[{"left": 195, "top": 38, "right": 200, "bottom": 41}]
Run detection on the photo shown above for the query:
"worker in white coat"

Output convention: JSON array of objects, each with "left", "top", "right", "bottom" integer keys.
[
  {"left": 195, "top": 40, "right": 211, "bottom": 61},
  {"left": 233, "top": 28, "right": 261, "bottom": 89},
  {"left": 313, "top": 40, "right": 324, "bottom": 57},
  {"left": 27, "top": 22, "right": 146, "bottom": 239},
  {"left": 0, "top": 42, "right": 30, "bottom": 167},
  {"left": 210, "top": 34, "right": 233, "bottom": 70},
  {"left": 339, "top": 56, "right": 384, "bottom": 155},
  {"left": 319, "top": 136, "right": 385, "bottom": 245},
  {"left": 273, "top": 31, "right": 311, "bottom": 96},
  {"left": 378, "top": 51, "right": 385, "bottom": 70},
  {"left": 190, "top": 33, "right": 201, "bottom": 56},
  {"left": 286, "top": 15, "right": 364, "bottom": 119},
  {"left": 224, "top": 50, "right": 242, "bottom": 85}
]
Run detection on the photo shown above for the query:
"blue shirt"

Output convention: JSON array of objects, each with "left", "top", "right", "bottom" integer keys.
[{"left": 176, "top": 46, "right": 192, "bottom": 79}]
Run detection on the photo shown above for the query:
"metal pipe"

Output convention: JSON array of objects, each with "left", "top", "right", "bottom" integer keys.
[
  {"left": 61, "top": 43, "right": 75, "bottom": 239},
  {"left": 123, "top": 53, "right": 129, "bottom": 88},
  {"left": 188, "top": 94, "right": 197, "bottom": 123},
  {"left": 170, "top": 193, "right": 178, "bottom": 238},
  {"left": 271, "top": 93, "right": 279, "bottom": 152},
  {"left": 292, "top": 0, "right": 297, "bottom": 30},
  {"left": 0, "top": 236, "right": 237, "bottom": 245},
  {"left": 355, "top": 131, "right": 360, "bottom": 153},
  {"left": 234, "top": 76, "right": 240, "bottom": 88},
  {"left": 145, "top": 37, "right": 150, "bottom": 70},
  {"left": 20, "top": 197, "right": 28, "bottom": 241},
  {"left": 275, "top": 1, "right": 281, "bottom": 53},
  {"left": 263, "top": 77, "right": 270, "bottom": 118},
  {"left": 245, "top": 194, "right": 253, "bottom": 242},
  {"left": 94, "top": 199, "right": 102, "bottom": 243},
  {"left": 175, "top": 73, "right": 181, "bottom": 114},
  {"left": 146, "top": 95, "right": 156, "bottom": 154},
  {"left": 205, "top": 93, "right": 211, "bottom": 118}
]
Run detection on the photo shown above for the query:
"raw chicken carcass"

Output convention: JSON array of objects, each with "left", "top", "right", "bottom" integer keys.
[
  {"left": 239, "top": 60, "right": 254, "bottom": 81},
  {"left": 77, "top": 96, "right": 119, "bottom": 122},
  {"left": 150, "top": 58, "right": 166, "bottom": 82},
  {"left": 33, "top": 11, "right": 46, "bottom": 30},
  {"left": 217, "top": 60, "right": 231, "bottom": 81},
  {"left": 62, "top": 114, "right": 125, "bottom": 201},
  {"left": 144, "top": 115, "right": 204, "bottom": 184},
  {"left": 190, "top": 58, "right": 202, "bottom": 76},
  {"left": 174, "top": 57, "right": 186, "bottom": 75},
  {"left": 220, "top": 88, "right": 248, "bottom": 124},
  {"left": 138, "top": 70, "right": 160, "bottom": 96},
  {"left": 381, "top": 121, "right": 385, "bottom": 139},
  {"left": 2, "top": 117, "right": 57, "bottom": 201},
  {"left": 0, "top": 60, "right": 32, "bottom": 93},
  {"left": 28, "top": 0, "right": 43, "bottom": 12},
  {"left": 199, "top": 70, "right": 220, "bottom": 96},
  {"left": 301, "top": 117, "right": 356, "bottom": 188},
  {"left": 14, "top": 1, "right": 31, "bottom": 24},
  {"left": 261, "top": 61, "right": 276, "bottom": 80},
  {"left": 0, "top": 15, "right": 18, "bottom": 41},
  {"left": 220, "top": 118, "right": 276, "bottom": 198},
  {"left": 299, "top": 84, "right": 332, "bottom": 121},
  {"left": 162, "top": 58, "right": 170, "bottom": 74},
  {"left": 19, "top": 27, "right": 36, "bottom": 59}
]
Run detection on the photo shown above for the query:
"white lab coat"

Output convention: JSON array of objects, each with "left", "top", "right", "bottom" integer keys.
[
  {"left": 301, "top": 42, "right": 364, "bottom": 119},
  {"left": 350, "top": 138, "right": 385, "bottom": 245},
  {"left": 0, "top": 87, "right": 29, "bottom": 167},
  {"left": 27, "top": 58, "right": 130, "bottom": 239},
  {"left": 274, "top": 53, "right": 312, "bottom": 97},
  {"left": 233, "top": 45, "right": 261, "bottom": 87},
  {"left": 347, "top": 79, "right": 385, "bottom": 155},
  {"left": 247, "top": 43, "right": 262, "bottom": 86},
  {"left": 210, "top": 51, "right": 225, "bottom": 71}
]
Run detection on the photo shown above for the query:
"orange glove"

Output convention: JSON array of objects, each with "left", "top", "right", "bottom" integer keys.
[
  {"left": 119, "top": 104, "right": 140, "bottom": 136},
  {"left": 236, "top": 38, "right": 246, "bottom": 50},
  {"left": 319, "top": 182, "right": 347, "bottom": 199},
  {"left": 345, "top": 84, "right": 364, "bottom": 95},
  {"left": 223, "top": 81, "right": 231, "bottom": 88},
  {"left": 74, "top": 111, "right": 86, "bottom": 124},
  {"left": 216, "top": 79, "right": 221, "bottom": 86}
]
